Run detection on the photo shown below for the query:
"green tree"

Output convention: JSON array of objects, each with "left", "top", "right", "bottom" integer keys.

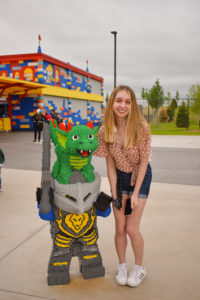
[
  {"left": 164, "top": 91, "right": 171, "bottom": 105},
  {"left": 146, "top": 79, "right": 164, "bottom": 125},
  {"left": 176, "top": 101, "right": 189, "bottom": 128},
  {"left": 166, "top": 105, "right": 174, "bottom": 122},
  {"left": 105, "top": 92, "right": 109, "bottom": 104},
  {"left": 166, "top": 98, "right": 177, "bottom": 122},
  {"left": 141, "top": 87, "right": 150, "bottom": 123},
  {"left": 175, "top": 90, "right": 179, "bottom": 102},
  {"left": 187, "top": 83, "right": 200, "bottom": 118},
  {"left": 171, "top": 98, "right": 178, "bottom": 111},
  {"left": 141, "top": 88, "right": 148, "bottom": 100}
]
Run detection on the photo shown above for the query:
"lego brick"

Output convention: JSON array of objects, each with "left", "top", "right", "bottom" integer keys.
[
  {"left": 20, "top": 118, "right": 29, "bottom": 122},
  {"left": 13, "top": 106, "right": 20, "bottom": 111},
  {"left": 20, "top": 124, "right": 30, "bottom": 128},
  {"left": 15, "top": 115, "right": 25, "bottom": 119},
  {"left": 12, "top": 66, "right": 21, "bottom": 70},
  {"left": 28, "top": 62, "right": 38, "bottom": 66}
]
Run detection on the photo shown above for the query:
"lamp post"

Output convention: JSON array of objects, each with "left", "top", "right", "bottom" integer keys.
[{"left": 111, "top": 31, "right": 117, "bottom": 88}]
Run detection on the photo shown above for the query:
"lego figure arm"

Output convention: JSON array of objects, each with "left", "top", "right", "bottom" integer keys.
[
  {"left": 36, "top": 187, "right": 55, "bottom": 221},
  {"left": 94, "top": 192, "right": 113, "bottom": 217}
]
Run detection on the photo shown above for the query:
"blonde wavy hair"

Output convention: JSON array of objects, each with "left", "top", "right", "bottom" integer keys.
[{"left": 103, "top": 85, "right": 147, "bottom": 147}]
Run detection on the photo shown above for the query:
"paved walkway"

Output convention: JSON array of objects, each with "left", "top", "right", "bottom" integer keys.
[
  {"left": 0, "top": 135, "right": 200, "bottom": 300},
  {"left": 151, "top": 135, "right": 200, "bottom": 149}
]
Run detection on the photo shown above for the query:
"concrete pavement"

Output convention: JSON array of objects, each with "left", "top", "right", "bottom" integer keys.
[{"left": 0, "top": 135, "right": 200, "bottom": 300}]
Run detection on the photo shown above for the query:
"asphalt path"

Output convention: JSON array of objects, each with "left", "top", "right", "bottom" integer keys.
[{"left": 1, "top": 131, "right": 200, "bottom": 186}]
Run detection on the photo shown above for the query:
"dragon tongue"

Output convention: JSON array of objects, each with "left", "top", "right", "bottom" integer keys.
[{"left": 82, "top": 151, "right": 89, "bottom": 157}]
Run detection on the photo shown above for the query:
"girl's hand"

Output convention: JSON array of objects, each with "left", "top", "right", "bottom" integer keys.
[
  {"left": 130, "top": 172, "right": 136, "bottom": 186},
  {"left": 131, "top": 193, "right": 138, "bottom": 210}
]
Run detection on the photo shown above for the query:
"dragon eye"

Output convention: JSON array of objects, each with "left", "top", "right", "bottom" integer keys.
[
  {"left": 88, "top": 134, "right": 94, "bottom": 140},
  {"left": 72, "top": 135, "right": 79, "bottom": 140}
]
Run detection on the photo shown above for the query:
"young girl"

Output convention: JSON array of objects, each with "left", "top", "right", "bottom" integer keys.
[{"left": 94, "top": 85, "right": 152, "bottom": 287}]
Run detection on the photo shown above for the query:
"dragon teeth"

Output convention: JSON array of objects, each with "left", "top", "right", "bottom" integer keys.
[{"left": 80, "top": 150, "right": 91, "bottom": 154}]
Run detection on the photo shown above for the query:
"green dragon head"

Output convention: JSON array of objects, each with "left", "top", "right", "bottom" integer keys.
[
  {"left": 50, "top": 120, "right": 99, "bottom": 156},
  {"left": 50, "top": 120, "right": 99, "bottom": 183}
]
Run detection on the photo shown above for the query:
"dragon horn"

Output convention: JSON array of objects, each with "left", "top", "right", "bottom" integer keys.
[
  {"left": 51, "top": 119, "right": 56, "bottom": 128},
  {"left": 87, "top": 121, "right": 93, "bottom": 129},
  {"left": 59, "top": 122, "right": 68, "bottom": 132},
  {"left": 67, "top": 123, "right": 72, "bottom": 131}
]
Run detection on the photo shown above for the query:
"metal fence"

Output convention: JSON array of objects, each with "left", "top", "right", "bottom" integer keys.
[{"left": 137, "top": 98, "right": 200, "bottom": 128}]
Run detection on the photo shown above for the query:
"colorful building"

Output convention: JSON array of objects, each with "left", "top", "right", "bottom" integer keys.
[{"left": 0, "top": 40, "right": 104, "bottom": 131}]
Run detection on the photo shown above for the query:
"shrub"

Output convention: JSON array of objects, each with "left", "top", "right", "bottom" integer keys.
[
  {"left": 171, "top": 98, "right": 178, "bottom": 111},
  {"left": 159, "top": 107, "right": 168, "bottom": 123},
  {"left": 176, "top": 102, "right": 189, "bottom": 128},
  {"left": 167, "top": 106, "right": 174, "bottom": 122}
]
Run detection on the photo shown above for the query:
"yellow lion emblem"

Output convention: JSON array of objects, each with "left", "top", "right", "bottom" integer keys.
[
  {"left": 56, "top": 208, "right": 96, "bottom": 237},
  {"left": 65, "top": 213, "right": 89, "bottom": 233}
]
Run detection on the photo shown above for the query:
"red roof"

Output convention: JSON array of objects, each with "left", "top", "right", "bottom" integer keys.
[{"left": 0, "top": 52, "right": 103, "bottom": 82}]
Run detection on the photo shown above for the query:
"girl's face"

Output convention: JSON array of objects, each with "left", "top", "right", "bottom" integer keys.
[{"left": 113, "top": 90, "right": 131, "bottom": 120}]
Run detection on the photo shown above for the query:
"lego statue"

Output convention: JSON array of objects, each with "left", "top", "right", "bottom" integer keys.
[{"left": 36, "top": 120, "right": 112, "bottom": 285}]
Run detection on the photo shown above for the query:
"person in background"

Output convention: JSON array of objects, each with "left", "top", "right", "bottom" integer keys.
[
  {"left": 0, "top": 147, "right": 5, "bottom": 192},
  {"left": 44, "top": 109, "right": 51, "bottom": 123},
  {"left": 50, "top": 109, "right": 60, "bottom": 124},
  {"left": 94, "top": 85, "right": 152, "bottom": 287},
  {"left": 32, "top": 109, "right": 45, "bottom": 143}
]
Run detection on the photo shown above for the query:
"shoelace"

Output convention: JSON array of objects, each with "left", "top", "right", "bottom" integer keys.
[
  {"left": 117, "top": 266, "right": 127, "bottom": 277},
  {"left": 132, "top": 269, "right": 138, "bottom": 280}
]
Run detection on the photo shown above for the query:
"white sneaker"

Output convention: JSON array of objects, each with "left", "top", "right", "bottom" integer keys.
[
  {"left": 127, "top": 265, "right": 147, "bottom": 287},
  {"left": 115, "top": 263, "right": 127, "bottom": 285}
]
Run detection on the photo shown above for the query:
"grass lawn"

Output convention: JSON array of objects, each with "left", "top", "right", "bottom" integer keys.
[{"left": 150, "top": 122, "right": 200, "bottom": 135}]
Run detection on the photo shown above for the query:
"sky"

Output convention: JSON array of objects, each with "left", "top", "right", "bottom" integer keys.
[{"left": 0, "top": 0, "right": 200, "bottom": 99}]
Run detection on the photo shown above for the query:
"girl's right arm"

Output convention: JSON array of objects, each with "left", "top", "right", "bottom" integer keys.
[{"left": 106, "top": 154, "right": 117, "bottom": 199}]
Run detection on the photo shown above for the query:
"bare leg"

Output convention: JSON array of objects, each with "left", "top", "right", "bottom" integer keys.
[
  {"left": 126, "top": 198, "right": 147, "bottom": 266},
  {"left": 113, "top": 194, "right": 129, "bottom": 263}
]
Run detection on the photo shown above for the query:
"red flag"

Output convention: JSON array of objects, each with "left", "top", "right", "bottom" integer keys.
[{"left": 38, "top": 34, "right": 41, "bottom": 41}]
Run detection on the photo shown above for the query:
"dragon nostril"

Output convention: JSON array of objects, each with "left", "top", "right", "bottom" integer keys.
[{"left": 79, "top": 141, "right": 83, "bottom": 144}]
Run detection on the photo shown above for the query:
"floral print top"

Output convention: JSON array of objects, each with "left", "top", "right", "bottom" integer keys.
[{"left": 94, "top": 123, "right": 151, "bottom": 176}]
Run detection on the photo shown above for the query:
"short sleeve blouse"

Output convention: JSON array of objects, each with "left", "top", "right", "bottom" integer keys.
[{"left": 93, "top": 123, "right": 151, "bottom": 175}]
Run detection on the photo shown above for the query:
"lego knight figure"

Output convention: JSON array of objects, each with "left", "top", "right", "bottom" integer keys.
[{"left": 36, "top": 120, "right": 112, "bottom": 285}]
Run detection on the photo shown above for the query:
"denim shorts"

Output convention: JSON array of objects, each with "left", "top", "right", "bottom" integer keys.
[{"left": 116, "top": 164, "right": 152, "bottom": 198}]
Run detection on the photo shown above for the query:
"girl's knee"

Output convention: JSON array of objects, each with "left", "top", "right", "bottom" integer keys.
[
  {"left": 116, "top": 225, "right": 126, "bottom": 236},
  {"left": 126, "top": 227, "right": 140, "bottom": 238}
]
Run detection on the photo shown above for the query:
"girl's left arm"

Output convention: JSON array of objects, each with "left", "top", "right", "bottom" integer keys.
[
  {"left": 131, "top": 156, "right": 149, "bottom": 209},
  {"left": 131, "top": 123, "right": 151, "bottom": 209}
]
